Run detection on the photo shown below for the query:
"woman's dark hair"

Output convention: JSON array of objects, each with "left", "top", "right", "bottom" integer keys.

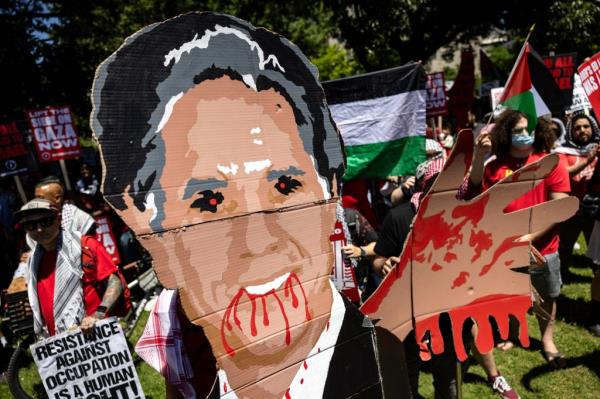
[
  {"left": 490, "top": 109, "right": 555, "bottom": 156},
  {"left": 532, "top": 118, "right": 556, "bottom": 153}
]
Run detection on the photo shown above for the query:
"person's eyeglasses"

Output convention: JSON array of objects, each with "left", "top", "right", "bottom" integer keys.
[
  {"left": 511, "top": 127, "right": 530, "bottom": 135},
  {"left": 22, "top": 215, "right": 57, "bottom": 231}
]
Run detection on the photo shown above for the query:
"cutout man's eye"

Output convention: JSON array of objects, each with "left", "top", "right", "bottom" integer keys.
[
  {"left": 190, "top": 190, "right": 224, "bottom": 213},
  {"left": 275, "top": 175, "right": 302, "bottom": 195}
]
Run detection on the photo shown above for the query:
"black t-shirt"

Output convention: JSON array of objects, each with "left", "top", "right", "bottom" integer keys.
[{"left": 374, "top": 201, "right": 416, "bottom": 258}]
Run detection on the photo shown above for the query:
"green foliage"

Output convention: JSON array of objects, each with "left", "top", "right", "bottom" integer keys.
[
  {"left": 312, "top": 43, "right": 363, "bottom": 81},
  {"left": 443, "top": 66, "right": 457, "bottom": 81},
  {"left": 3, "top": 0, "right": 600, "bottom": 125},
  {"left": 486, "top": 44, "right": 517, "bottom": 75}
]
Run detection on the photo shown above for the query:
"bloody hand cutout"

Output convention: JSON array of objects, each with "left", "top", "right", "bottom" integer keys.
[{"left": 361, "top": 130, "right": 578, "bottom": 360}]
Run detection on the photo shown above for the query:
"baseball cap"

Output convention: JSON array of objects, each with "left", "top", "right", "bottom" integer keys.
[{"left": 14, "top": 198, "right": 59, "bottom": 224}]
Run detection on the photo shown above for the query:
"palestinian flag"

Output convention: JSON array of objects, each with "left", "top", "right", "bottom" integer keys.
[
  {"left": 499, "top": 42, "right": 567, "bottom": 131},
  {"left": 323, "top": 63, "right": 426, "bottom": 181}
]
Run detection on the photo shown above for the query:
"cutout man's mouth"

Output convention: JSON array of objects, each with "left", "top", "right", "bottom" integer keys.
[{"left": 220, "top": 272, "right": 311, "bottom": 356}]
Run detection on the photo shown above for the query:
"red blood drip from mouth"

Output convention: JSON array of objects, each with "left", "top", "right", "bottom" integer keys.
[
  {"left": 220, "top": 272, "right": 311, "bottom": 356},
  {"left": 303, "top": 360, "right": 308, "bottom": 369},
  {"left": 223, "top": 382, "right": 228, "bottom": 393},
  {"left": 261, "top": 296, "right": 269, "bottom": 326},
  {"left": 284, "top": 277, "right": 299, "bottom": 308},
  {"left": 285, "top": 388, "right": 291, "bottom": 399}
]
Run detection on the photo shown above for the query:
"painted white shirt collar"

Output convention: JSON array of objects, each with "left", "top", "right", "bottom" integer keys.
[{"left": 218, "top": 280, "right": 346, "bottom": 399}]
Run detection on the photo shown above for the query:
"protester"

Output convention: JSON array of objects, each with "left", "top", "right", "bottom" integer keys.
[
  {"left": 389, "top": 138, "right": 445, "bottom": 206},
  {"left": 554, "top": 112, "right": 600, "bottom": 269},
  {"left": 14, "top": 198, "right": 125, "bottom": 337},
  {"left": 75, "top": 162, "right": 100, "bottom": 197},
  {"left": 583, "top": 153, "right": 600, "bottom": 337},
  {"left": 461, "top": 109, "right": 570, "bottom": 369},
  {"left": 341, "top": 206, "right": 379, "bottom": 301},
  {"left": 34, "top": 175, "right": 95, "bottom": 235}
]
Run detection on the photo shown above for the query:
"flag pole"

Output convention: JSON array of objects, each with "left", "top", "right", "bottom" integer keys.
[{"left": 486, "top": 24, "right": 536, "bottom": 126}]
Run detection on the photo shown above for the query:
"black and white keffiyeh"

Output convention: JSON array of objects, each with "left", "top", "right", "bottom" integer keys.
[{"left": 27, "top": 229, "right": 85, "bottom": 338}]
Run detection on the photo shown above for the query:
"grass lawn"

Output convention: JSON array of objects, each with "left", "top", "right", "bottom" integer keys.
[{"left": 1, "top": 235, "right": 599, "bottom": 398}]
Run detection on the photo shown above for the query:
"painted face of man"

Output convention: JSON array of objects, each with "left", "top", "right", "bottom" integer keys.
[{"left": 128, "top": 76, "right": 336, "bottom": 375}]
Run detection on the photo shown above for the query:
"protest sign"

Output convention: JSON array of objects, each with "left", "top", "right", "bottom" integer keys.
[
  {"left": 26, "top": 106, "right": 82, "bottom": 163},
  {"left": 0, "top": 120, "right": 35, "bottom": 178},
  {"left": 578, "top": 53, "right": 600, "bottom": 119},
  {"left": 490, "top": 87, "right": 505, "bottom": 111},
  {"left": 426, "top": 72, "right": 448, "bottom": 117},
  {"left": 95, "top": 216, "right": 121, "bottom": 265},
  {"left": 570, "top": 73, "right": 592, "bottom": 113},
  {"left": 543, "top": 52, "right": 577, "bottom": 100},
  {"left": 31, "top": 318, "right": 144, "bottom": 399}
]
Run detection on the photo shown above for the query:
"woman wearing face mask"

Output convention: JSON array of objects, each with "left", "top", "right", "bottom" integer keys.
[{"left": 462, "top": 109, "right": 571, "bottom": 369}]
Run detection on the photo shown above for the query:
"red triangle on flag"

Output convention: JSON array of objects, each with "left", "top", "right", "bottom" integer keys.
[{"left": 500, "top": 43, "right": 533, "bottom": 102}]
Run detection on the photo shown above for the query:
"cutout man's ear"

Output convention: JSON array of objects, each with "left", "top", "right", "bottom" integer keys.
[{"left": 120, "top": 184, "right": 155, "bottom": 235}]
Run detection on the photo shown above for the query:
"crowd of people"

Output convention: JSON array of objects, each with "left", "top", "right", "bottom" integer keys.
[
  {"left": 337, "top": 108, "right": 600, "bottom": 398},
  {"left": 0, "top": 107, "right": 599, "bottom": 398}
]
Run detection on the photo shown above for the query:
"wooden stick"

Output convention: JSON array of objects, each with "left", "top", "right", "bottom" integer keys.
[
  {"left": 13, "top": 175, "right": 27, "bottom": 204},
  {"left": 59, "top": 159, "right": 72, "bottom": 191}
]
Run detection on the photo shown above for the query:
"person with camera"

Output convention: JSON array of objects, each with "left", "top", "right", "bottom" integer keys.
[{"left": 14, "top": 198, "right": 126, "bottom": 338}]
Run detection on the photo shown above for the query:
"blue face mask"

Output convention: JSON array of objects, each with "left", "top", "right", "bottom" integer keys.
[{"left": 511, "top": 133, "right": 534, "bottom": 149}]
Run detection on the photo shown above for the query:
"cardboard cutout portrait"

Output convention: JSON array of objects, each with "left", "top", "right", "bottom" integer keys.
[
  {"left": 362, "top": 130, "right": 579, "bottom": 360},
  {"left": 91, "top": 12, "right": 384, "bottom": 399}
]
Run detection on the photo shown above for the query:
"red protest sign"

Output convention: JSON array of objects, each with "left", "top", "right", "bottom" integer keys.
[
  {"left": 578, "top": 53, "right": 600, "bottom": 118},
  {"left": 95, "top": 216, "right": 122, "bottom": 265},
  {"left": 543, "top": 53, "right": 577, "bottom": 92},
  {"left": 0, "top": 121, "right": 29, "bottom": 176},
  {"left": 26, "top": 106, "right": 82, "bottom": 163},
  {"left": 426, "top": 72, "right": 448, "bottom": 117}
]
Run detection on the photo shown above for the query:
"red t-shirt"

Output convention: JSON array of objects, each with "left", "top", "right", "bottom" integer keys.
[
  {"left": 81, "top": 236, "right": 119, "bottom": 316},
  {"left": 481, "top": 152, "right": 570, "bottom": 255},
  {"left": 558, "top": 153, "right": 597, "bottom": 200},
  {"left": 37, "top": 250, "right": 57, "bottom": 335},
  {"left": 36, "top": 236, "right": 117, "bottom": 335}
]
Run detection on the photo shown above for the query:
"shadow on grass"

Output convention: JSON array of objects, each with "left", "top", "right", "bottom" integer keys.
[
  {"left": 520, "top": 350, "right": 600, "bottom": 392},
  {"left": 568, "top": 254, "right": 596, "bottom": 270},
  {"left": 556, "top": 295, "right": 592, "bottom": 326},
  {"left": 561, "top": 269, "right": 592, "bottom": 284}
]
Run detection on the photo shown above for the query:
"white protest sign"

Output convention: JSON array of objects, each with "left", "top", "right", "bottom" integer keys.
[
  {"left": 569, "top": 73, "right": 592, "bottom": 113},
  {"left": 31, "top": 318, "right": 145, "bottom": 399},
  {"left": 490, "top": 87, "right": 506, "bottom": 114}
]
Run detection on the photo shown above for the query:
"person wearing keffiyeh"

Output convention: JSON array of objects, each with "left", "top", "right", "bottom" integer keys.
[
  {"left": 14, "top": 198, "right": 123, "bottom": 338},
  {"left": 554, "top": 112, "right": 600, "bottom": 268}
]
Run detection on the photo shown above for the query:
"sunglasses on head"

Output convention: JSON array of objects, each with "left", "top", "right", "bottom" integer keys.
[{"left": 22, "top": 215, "right": 57, "bottom": 231}]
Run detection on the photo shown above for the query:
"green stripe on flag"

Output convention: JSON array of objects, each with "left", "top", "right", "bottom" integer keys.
[
  {"left": 501, "top": 90, "right": 538, "bottom": 131},
  {"left": 343, "top": 136, "right": 426, "bottom": 181}
]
